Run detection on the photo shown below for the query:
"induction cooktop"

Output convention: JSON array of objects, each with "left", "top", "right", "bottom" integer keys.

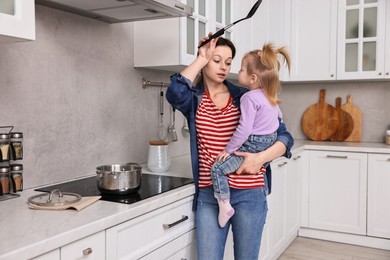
[{"left": 35, "top": 174, "right": 193, "bottom": 205}]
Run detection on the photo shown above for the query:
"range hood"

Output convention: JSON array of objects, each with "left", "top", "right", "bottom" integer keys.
[{"left": 35, "top": 0, "right": 193, "bottom": 23}]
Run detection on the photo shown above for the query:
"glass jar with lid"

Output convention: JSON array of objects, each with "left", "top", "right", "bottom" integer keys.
[
  {"left": 10, "top": 164, "right": 23, "bottom": 192},
  {"left": 10, "top": 132, "right": 23, "bottom": 160},
  {"left": 0, "top": 134, "right": 10, "bottom": 162},
  {"left": 0, "top": 166, "right": 10, "bottom": 194}
]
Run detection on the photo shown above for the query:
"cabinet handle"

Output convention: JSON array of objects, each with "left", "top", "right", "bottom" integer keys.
[
  {"left": 379, "top": 72, "right": 382, "bottom": 75},
  {"left": 163, "top": 215, "right": 189, "bottom": 229},
  {"left": 386, "top": 72, "right": 389, "bottom": 75},
  {"left": 278, "top": 162, "right": 288, "bottom": 167},
  {"left": 326, "top": 155, "right": 348, "bottom": 159},
  {"left": 387, "top": 158, "right": 390, "bottom": 161},
  {"left": 330, "top": 74, "right": 334, "bottom": 77},
  {"left": 82, "top": 248, "right": 92, "bottom": 256},
  {"left": 293, "top": 156, "right": 301, "bottom": 160}
]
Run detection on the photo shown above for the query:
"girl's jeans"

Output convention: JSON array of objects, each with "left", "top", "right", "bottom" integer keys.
[
  {"left": 196, "top": 186, "right": 268, "bottom": 260},
  {"left": 211, "top": 133, "right": 277, "bottom": 200}
]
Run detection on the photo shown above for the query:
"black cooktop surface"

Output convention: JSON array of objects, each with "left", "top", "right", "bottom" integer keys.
[{"left": 35, "top": 174, "right": 193, "bottom": 204}]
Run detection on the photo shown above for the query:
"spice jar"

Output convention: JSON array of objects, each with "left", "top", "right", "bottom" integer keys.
[
  {"left": 0, "top": 166, "right": 10, "bottom": 195},
  {"left": 10, "top": 164, "right": 23, "bottom": 192},
  {"left": 0, "top": 134, "right": 10, "bottom": 162},
  {"left": 10, "top": 132, "right": 23, "bottom": 160}
]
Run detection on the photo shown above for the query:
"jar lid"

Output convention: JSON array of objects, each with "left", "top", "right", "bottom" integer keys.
[
  {"left": 10, "top": 164, "right": 23, "bottom": 171},
  {"left": 386, "top": 130, "right": 390, "bottom": 135},
  {"left": 0, "top": 166, "right": 10, "bottom": 173},
  {"left": 10, "top": 132, "right": 23, "bottom": 138},
  {"left": 0, "top": 133, "right": 10, "bottom": 139}
]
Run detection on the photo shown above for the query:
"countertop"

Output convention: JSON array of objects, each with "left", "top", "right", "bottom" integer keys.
[{"left": 1, "top": 140, "right": 389, "bottom": 259}]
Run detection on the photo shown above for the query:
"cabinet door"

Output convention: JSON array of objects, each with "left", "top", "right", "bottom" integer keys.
[
  {"left": 140, "top": 229, "right": 196, "bottom": 260},
  {"left": 337, "top": 0, "right": 387, "bottom": 80},
  {"left": 290, "top": 0, "right": 337, "bottom": 81},
  {"left": 0, "top": 0, "right": 35, "bottom": 43},
  {"left": 60, "top": 231, "right": 105, "bottom": 260},
  {"left": 367, "top": 153, "right": 390, "bottom": 239},
  {"left": 385, "top": 0, "right": 390, "bottom": 78},
  {"left": 106, "top": 196, "right": 194, "bottom": 260},
  {"left": 308, "top": 151, "right": 367, "bottom": 235}
]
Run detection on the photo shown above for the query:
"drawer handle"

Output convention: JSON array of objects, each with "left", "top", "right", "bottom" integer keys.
[
  {"left": 326, "top": 155, "right": 348, "bottom": 159},
  {"left": 163, "top": 215, "right": 189, "bottom": 229},
  {"left": 278, "top": 162, "right": 287, "bottom": 167},
  {"left": 293, "top": 156, "right": 301, "bottom": 160},
  {"left": 82, "top": 248, "right": 92, "bottom": 255}
]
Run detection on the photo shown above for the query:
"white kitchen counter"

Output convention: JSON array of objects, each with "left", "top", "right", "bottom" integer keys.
[{"left": 1, "top": 140, "right": 389, "bottom": 259}]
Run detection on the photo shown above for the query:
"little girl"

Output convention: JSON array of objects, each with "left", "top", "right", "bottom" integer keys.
[{"left": 211, "top": 42, "right": 291, "bottom": 227}]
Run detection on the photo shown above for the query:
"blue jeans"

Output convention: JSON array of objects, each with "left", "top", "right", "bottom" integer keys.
[
  {"left": 211, "top": 133, "right": 277, "bottom": 200},
  {"left": 196, "top": 186, "right": 268, "bottom": 260}
]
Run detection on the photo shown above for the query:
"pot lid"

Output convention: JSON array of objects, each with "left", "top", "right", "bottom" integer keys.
[{"left": 28, "top": 189, "right": 81, "bottom": 207}]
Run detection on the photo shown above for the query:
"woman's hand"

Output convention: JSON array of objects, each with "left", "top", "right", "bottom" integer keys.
[
  {"left": 198, "top": 32, "right": 218, "bottom": 62},
  {"left": 234, "top": 151, "right": 267, "bottom": 174},
  {"left": 216, "top": 149, "right": 230, "bottom": 162}
]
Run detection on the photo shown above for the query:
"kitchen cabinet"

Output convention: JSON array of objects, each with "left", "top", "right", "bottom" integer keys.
[
  {"left": 106, "top": 196, "right": 195, "bottom": 259},
  {"left": 31, "top": 231, "right": 105, "bottom": 260},
  {"left": 0, "top": 0, "right": 35, "bottom": 43},
  {"left": 307, "top": 151, "right": 367, "bottom": 235},
  {"left": 289, "top": 0, "right": 337, "bottom": 81},
  {"left": 61, "top": 231, "right": 105, "bottom": 260},
  {"left": 134, "top": 0, "right": 254, "bottom": 77},
  {"left": 367, "top": 153, "right": 390, "bottom": 239},
  {"left": 337, "top": 0, "right": 389, "bottom": 80}
]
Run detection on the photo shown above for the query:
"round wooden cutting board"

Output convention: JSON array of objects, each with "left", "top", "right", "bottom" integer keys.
[
  {"left": 330, "top": 97, "right": 354, "bottom": 142},
  {"left": 301, "top": 89, "right": 339, "bottom": 141}
]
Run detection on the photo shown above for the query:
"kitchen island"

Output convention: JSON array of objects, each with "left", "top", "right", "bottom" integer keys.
[{"left": 1, "top": 140, "right": 389, "bottom": 259}]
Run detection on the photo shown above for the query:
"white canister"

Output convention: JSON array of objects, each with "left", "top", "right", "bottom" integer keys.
[{"left": 147, "top": 141, "right": 171, "bottom": 173}]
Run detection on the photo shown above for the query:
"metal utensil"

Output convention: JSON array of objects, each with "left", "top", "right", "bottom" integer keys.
[
  {"left": 198, "top": 0, "right": 262, "bottom": 48},
  {"left": 158, "top": 89, "right": 166, "bottom": 141},
  {"left": 168, "top": 106, "right": 178, "bottom": 142}
]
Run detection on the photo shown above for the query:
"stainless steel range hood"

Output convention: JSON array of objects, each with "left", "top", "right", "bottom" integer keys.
[{"left": 36, "top": 0, "right": 193, "bottom": 23}]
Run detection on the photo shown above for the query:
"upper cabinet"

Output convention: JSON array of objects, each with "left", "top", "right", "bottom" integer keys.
[
  {"left": 0, "top": 0, "right": 35, "bottom": 43},
  {"left": 288, "top": 0, "right": 389, "bottom": 81},
  {"left": 337, "top": 0, "right": 389, "bottom": 80},
  {"left": 134, "top": 0, "right": 254, "bottom": 77},
  {"left": 290, "top": 0, "right": 337, "bottom": 81}
]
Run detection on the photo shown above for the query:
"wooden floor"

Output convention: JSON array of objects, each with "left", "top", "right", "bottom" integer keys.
[{"left": 278, "top": 237, "right": 390, "bottom": 260}]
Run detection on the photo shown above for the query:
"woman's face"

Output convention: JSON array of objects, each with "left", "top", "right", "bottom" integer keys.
[{"left": 202, "top": 46, "right": 233, "bottom": 84}]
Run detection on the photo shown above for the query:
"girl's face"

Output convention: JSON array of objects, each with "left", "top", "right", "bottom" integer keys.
[
  {"left": 238, "top": 58, "right": 253, "bottom": 89},
  {"left": 202, "top": 46, "right": 233, "bottom": 84}
]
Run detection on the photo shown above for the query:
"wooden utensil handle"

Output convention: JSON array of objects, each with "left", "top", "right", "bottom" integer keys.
[{"left": 319, "top": 89, "right": 326, "bottom": 103}]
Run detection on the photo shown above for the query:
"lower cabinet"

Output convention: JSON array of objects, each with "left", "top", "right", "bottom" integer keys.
[
  {"left": 367, "top": 153, "right": 390, "bottom": 239},
  {"left": 31, "top": 231, "right": 105, "bottom": 260},
  {"left": 106, "top": 196, "right": 195, "bottom": 259},
  {"left": 307, "top": 151, "right": 367, "bottom": 235}
]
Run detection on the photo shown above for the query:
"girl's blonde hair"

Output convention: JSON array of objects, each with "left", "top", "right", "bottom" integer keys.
[{"left": 244, "top": 42, "right": 291, "bottom": 105}]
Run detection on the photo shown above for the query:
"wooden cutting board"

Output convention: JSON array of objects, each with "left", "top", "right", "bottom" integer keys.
[
  {"left": 330, "top": 97, "right": 354, "bottom": 142},
  {"left": 301, "top": 89, "right": 339, "bottom": 141},
  {"left": 340, "top": 95, "right": 362, "bottom": 142}
]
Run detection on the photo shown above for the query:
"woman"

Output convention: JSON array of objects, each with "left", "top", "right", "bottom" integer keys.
[{"left": 166, "top": 34, "right": 294, "bottom": 260}]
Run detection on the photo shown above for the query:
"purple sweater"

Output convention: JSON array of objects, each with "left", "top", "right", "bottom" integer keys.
[{"left": 225, "top": 89, "right": 281, "bottom": 153}]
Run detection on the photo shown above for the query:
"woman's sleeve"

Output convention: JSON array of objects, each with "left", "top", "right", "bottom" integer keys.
[
  {"left": 276, "top": 118, "right": 294, "bottom": 159},
  {"left": 166, "top": 73, "right": 193, "bottom": 115}
]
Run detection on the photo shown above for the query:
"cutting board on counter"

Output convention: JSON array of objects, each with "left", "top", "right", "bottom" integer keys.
[
  {"left": 330, "top": 97, "right": 354, "bottom": 142},
  {"left": 340, "top": 95, "right": 362, "bottom": 142},
  {"left": 301, "top": 89, "right": 339, "bottom": 141}
]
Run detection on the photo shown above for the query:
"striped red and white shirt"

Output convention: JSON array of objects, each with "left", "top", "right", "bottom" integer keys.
[{"left": 196, "top": 92, "right": 265, "bottom": 189}]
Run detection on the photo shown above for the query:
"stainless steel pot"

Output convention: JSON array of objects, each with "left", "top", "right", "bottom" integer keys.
[{"left": 96, "top": 163, "right": 142, "bottom": 195}]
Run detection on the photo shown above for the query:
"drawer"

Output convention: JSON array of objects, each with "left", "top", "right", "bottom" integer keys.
[
  {"left": 140, "top": 229, "right": 196, "bottom": 260},
  {"left": 106, "top": 196, "right": 194, "bottom": 260},
  {"left": 61, "top": 231, "right": 105, "bottom": 260}
]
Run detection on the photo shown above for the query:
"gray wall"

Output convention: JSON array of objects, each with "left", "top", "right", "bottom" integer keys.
[{"left": 0, "top": 6, "right": 389, "bottom": 188}]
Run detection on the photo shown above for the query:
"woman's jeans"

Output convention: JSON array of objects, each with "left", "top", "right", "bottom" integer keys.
[
  {"left": 196, "top": 186, "right": 268, "bottom": 260},
  {"left": 211, "top": 133, "right": 277, "bottom": 200}
]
